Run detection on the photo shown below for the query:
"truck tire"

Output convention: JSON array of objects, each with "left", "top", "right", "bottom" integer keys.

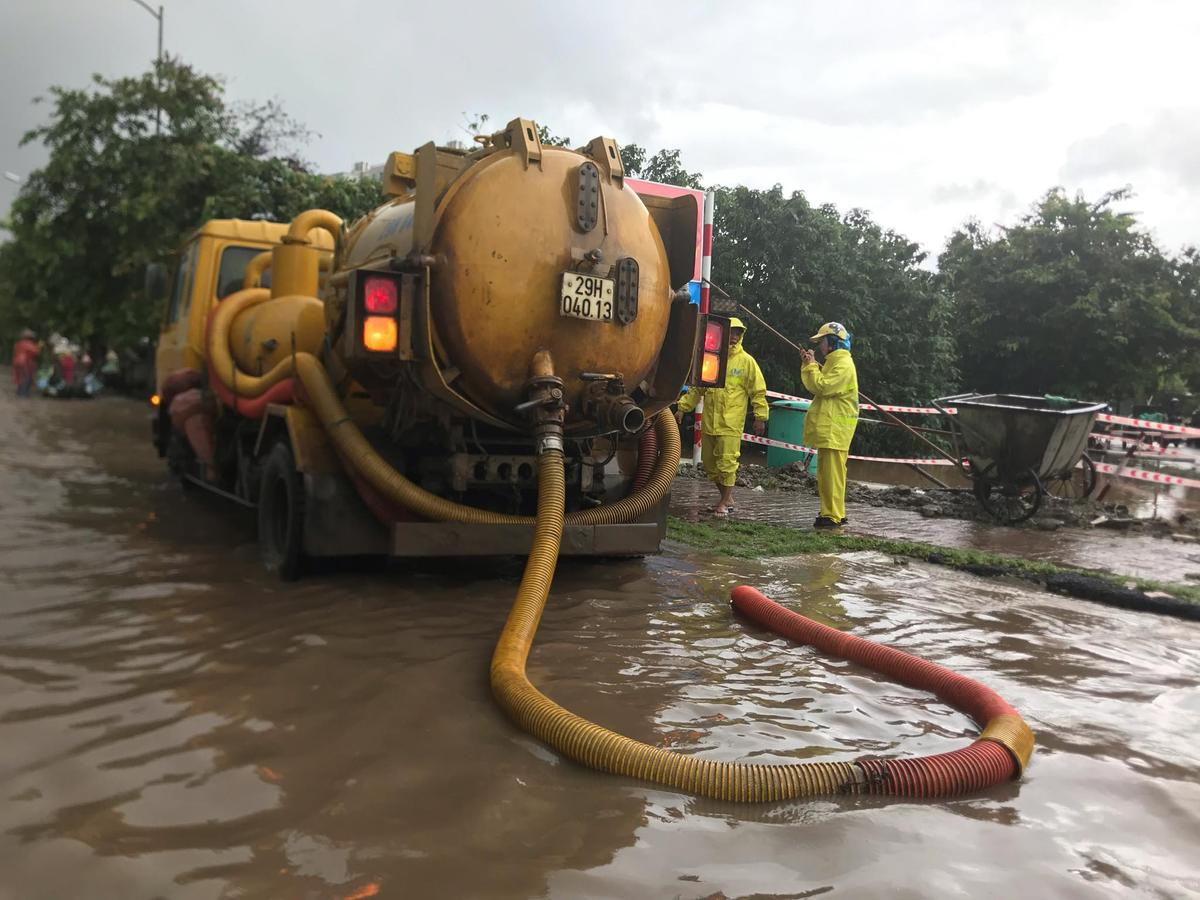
[
  {"left": 258, "top": 441, "right": 306, "bottom": 580},
  {"left": 165, "top": 428, "right": 196, "bottom": 491}
]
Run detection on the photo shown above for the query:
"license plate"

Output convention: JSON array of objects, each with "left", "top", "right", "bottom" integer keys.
[{"left": 560, "top": 272, "right": 614, "bottom": 322}]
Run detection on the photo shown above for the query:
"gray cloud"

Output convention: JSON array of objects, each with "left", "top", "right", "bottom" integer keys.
[
  {"left": 1062, "top": 110, "right": 1200, "bottom": 189},
  {"left": 930, "top": 179, "right": 1018, "bottom": 211}
]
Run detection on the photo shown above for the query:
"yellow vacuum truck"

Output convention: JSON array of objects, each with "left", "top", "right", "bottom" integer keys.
[{"left": 149, "top": 118, "right": 729, "bottom": 578}]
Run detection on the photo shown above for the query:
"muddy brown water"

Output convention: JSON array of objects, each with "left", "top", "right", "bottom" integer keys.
[{"left": 2, "top": 390, "right": 1199, "bottom": 899}]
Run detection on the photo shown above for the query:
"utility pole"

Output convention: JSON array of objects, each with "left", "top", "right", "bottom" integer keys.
[{"left": 127, "top": 1, "right": 164, "bottom": 134}]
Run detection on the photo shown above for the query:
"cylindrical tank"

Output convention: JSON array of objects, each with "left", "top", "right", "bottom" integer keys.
[
  {"left": 339, "top": 145, "right": 673, "bottom": 426},
  {"left": 230, "top": 296, "right": 326, "bottom": 375}
]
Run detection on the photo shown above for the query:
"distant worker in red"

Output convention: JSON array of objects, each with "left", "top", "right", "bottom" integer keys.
[
  {"left": 12, "top": 329, "right": 40, "bottom": 398},
  {"left": 676, "top": 317, "right": 769, "bottom": 517},
  {"left": 800, "top": 322, "right": 859, "bottom": 528}
]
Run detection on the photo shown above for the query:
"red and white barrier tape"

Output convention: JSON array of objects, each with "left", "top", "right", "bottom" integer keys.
[
  {"left": 1092, "top": 461, "right": 1200, "bottom": 490},
  {"left": 1096, "top": 413, "right": 1200, "bottom": 438},
  {"left": 766, "top": 390, "right": 947, "bottom": 415},
  {"left": 741, "top": 433, "right": 955, "bottom": 466},
  {"left": 740, "top": 433, "right": 1199, "bottom": 489}
]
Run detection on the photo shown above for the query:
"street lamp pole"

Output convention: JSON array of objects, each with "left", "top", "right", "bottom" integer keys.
[{"left": 127, "top": 0, "right": 164, "bottom": 134}]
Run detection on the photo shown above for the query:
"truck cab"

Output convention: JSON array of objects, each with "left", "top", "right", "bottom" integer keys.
[{"left": 154, "top": 219, "right": 333, "bottom": 395}]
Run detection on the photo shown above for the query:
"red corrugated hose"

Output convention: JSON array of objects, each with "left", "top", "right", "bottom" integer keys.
[{"left": 730, "top": 585, "right": 1034, "bottom": 797}]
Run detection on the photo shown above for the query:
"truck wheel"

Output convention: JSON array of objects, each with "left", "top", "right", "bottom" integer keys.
[
  {"left": 258, "top": 442, "right": 306, "bottom": 580},
  {"left": 165, "top": 429, "right": 196, "bottom": 490}
]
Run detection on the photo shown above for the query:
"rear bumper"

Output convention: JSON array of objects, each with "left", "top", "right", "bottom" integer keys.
[
  {"left": 302, "top": 470, "right": 668, "bottom": 558},
  {"left": 388, "top": 518, "right": 666, "bottom": 557}
]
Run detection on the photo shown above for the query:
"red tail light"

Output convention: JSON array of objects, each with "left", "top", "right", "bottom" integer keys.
[
  {"left": 348, "top": 269, "right": 410, "bottom": 360},
  {"left": 704, "top": 321, "right": 724, "bottom": 351},
  {"left": 364, "top": 276, "right": 398, "bottom": 314},
  {"left": 691, "top": 314, "right": 730, "bottom": 388}
]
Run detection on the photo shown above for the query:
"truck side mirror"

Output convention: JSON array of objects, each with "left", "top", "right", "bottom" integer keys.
[{"left": 145, "top": 263, "right": 167, "bottom": 303}]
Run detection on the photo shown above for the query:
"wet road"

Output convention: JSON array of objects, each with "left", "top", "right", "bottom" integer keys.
[{"left": 2, "top": 391, "right": 1199, "bottom": 899}]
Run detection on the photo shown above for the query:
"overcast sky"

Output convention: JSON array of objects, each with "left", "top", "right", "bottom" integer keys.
[{"left": 2, "top": 0, "right": 1197, "bottom": 262}]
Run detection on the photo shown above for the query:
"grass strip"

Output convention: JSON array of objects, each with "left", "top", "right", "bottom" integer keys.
[{"left": 667, "top": 516, "right": 1200, "bottom": 612}]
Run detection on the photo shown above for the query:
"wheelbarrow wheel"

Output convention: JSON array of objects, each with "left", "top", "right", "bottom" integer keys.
[
  {"left": 1044, "top": 453, "right": 1097, "bottom": 501},
  {"left": 974, "top": 470, "right": 1043, "bottom": 524}
]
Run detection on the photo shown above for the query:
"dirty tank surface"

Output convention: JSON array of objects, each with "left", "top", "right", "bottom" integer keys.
[{"left": 1, "top": 389, "right": 1199, "bottom": 899}]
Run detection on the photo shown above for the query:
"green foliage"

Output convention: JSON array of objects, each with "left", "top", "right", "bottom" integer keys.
[
  {"left": 536, "top": 124, "right": 572, "bottom": 148},
  {"left": 198, "top": 153, "right": 382, "bottom": 223},
  {"left": 622, "top": 144, "right": 703, "bottom": 189},
  {"left": 939, "top": 188, "right": 1200, "bottom": 403},
  {"left": 0, "top": 57, "right": 383, "bottom": 350}
]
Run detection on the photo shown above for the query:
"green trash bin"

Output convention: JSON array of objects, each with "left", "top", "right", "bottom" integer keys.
[{"left": 765, "top": 400, "right": 816, "bottom": 473}]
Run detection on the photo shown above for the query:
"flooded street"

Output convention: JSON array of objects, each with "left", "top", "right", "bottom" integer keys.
[{"left": 2, "top": 390, "right": 1200, "bottom": 899}]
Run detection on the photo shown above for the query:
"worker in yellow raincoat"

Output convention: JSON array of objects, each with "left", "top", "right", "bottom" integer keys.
[
  {"left": 675, "top": 317, "right": 769, "bottom": 516},
  {"left": 800, "top": 321, "right": 859, "bottom": 528}
]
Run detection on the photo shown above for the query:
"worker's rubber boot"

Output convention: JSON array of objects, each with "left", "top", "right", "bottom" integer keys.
[{"left": 813, "top": 516, "right": 842, "bottom": 529}]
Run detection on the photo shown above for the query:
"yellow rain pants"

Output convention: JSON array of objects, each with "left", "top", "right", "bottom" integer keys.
[
  {"left": 817, "top": 448, "right": 848, "bottom": 522},
  {"left": 702, "top": 434, "right": 742, "bottom": 488}
]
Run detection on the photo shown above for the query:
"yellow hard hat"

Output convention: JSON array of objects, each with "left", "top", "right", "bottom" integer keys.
[
  {"left": 729, "top": 317, "right": 746, "bottom": 331},
  {"left": 810, "top": 321, "right": 849, "bottom": 343}
]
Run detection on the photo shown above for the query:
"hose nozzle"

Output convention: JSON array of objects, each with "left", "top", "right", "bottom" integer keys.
[
  {"left": 581, "top": 373, "right": 644, "bottom": 434},
  {"left": 591, "top": 394, "right": 645, "bottom": 434}
]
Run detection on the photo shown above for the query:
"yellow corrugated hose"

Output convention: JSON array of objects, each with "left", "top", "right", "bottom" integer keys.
[{"left": 489, "top": 450, "right": 865, "bottom": 801}]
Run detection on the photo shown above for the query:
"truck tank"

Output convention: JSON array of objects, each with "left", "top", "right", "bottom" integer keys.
[{"left": 326, "top": 121, "right": 692, "bottom": 437}]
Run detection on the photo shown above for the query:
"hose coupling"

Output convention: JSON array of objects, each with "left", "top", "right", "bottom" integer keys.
[
  {"left": 581, "top": 374, "right": 644, "bottom": 434},
  {"left": 520, "top": 351, "right": 566, "bottom": 453}
]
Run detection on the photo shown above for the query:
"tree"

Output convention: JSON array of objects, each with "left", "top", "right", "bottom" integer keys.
[
  {"left": 536, "top": 124, "right": 572, "bottom": 148},
  {"left": 0, "top": 57, "right": 383, "bottom": 351},
  {"left": 939, "top": 188, "right": 1200, "bottom": 404},
  {"left": 622, "top": 145, "right": 703, "bottom": 188}
]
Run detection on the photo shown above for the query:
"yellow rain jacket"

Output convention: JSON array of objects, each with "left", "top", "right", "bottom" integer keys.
[
  {"left": 801, "top": 348, "right": 859, "bottom": 450},
  {"left": 677, "top": 337, "right": 769, "bottom": 435}
]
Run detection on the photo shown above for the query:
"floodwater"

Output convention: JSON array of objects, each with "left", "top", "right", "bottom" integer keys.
[{"left": 2, "top": 389, "right": 1199, "bottom": 899}]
